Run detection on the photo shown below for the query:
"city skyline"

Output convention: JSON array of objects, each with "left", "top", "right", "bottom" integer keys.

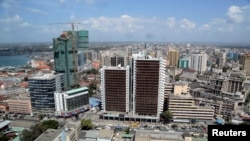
[{"left": 0, "top": 0, "right": 250, "bottom": 44}]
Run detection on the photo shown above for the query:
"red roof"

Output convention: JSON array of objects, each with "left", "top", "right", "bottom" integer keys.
[{"left": 183, "top": 69, "right": 196, "bottom": 73}]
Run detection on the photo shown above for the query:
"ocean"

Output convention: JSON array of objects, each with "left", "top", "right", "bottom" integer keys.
[{"left": 0, "top": 55, "right": 30, "bottom": 67}]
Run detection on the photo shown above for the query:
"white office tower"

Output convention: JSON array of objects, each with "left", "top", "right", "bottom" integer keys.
[
  {"left": 190, "top": 52, "right": 207, "bottom": 72},
  {"left": 100, "top": 66, "right": 130, "bottom": 113},
  {"left": 132, "top": 56, "right": 166, "bottom": 119}
]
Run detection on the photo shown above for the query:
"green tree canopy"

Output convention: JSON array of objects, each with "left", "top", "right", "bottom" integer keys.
[
  {"left": 160, "top": 110, "right": 173, "bottom": 123},
  {"left": 21, "top": 120, "right": 59, "bottom": 141},
  {"left": 171, "top": 124, "right": 178, "bottom": 130},
  {"left": 125, "top": 127, "right": 130, "bottom": 134},
  {"left": 88, "top": 83, "right": 97, "bottom": 97},
  {"left": 81, "top": 119, "right": 93, "bottom": 130},
  {"left": 222, "top": 66, "right": 230, "bottom": 72},
  {"left": 0, "top": 132, "right": 8, "bottom": 141},
  {"left": 87, "top": 69, "right": 98, "bottom": 74}
]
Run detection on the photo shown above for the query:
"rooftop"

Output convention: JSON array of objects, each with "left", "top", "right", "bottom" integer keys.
[
  {"left": 66, "top": 87, "right": 88, "bottom": 95},
  {"left": 35, "top": 129, "right": 62, "bottom": 141},
  {"left": 0, "top": 120, "right": 12, "bottom": 129},
  {"left": 30, "top": 72, "right": 57, "bottom": 80},
  {"left": 102, "top": 66, "right": 127, "bottom": 70},
  {"left": 9, "top": 120, "right": 36, "bottom": 129},
  {"left": 97, "top": 130, "right": 113, "bottom": 140},
  {"left": 8, "top": 96, "right": 30, "bottom": 101}
]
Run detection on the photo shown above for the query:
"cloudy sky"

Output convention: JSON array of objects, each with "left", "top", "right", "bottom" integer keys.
[{"left": 0, "top": 0, "right": 250, "bottom": 43}]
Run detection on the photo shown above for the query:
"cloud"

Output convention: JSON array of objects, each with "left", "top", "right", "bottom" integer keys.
[
  {"left": 199, "top": 24, "right": 211, "bottom": 30},
  {"left": 59, "top": 0, "right": 66, "bottom": 4},
  {"left": 83, "top": 0, "right": 96, "bottom": 4},
  {"left": 70, "top": 14, "right": 75, "bottom": 21},
  {"left": 218, "top": 25, "right": 233, "bottom": 32},
  {"left": 26, "top": 8, "right": 48, "bottom": 15},
  {"left": 166, "top": 17, "right": 175, "bottom": 28},
  {"left": 19, "top": 22, "right": 31, "bottom": 27},
  {"left": 210, "top": 18, "right": 226, "bottom": 25},
  {"left": 0, "top": 14, "right": 31, "bottom": 29},
  {"left": 82, "top": 14, "right": 144, "bottom": 33},
  {"left": 0, "top": 15, "right": 22, "bottom": 24},
  {"left": 0, "top": 1, "right": 11, "bottom": 8},
  {"left": 179, "top": 18, "right": 196, "bottom": 29},
  {"left": 227, "top": 6, "right": 244, "bottom": 23}
]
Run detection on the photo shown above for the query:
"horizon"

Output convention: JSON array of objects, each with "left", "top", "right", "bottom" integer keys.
[{"left": 0, "top": 0, "right": 250, "bottom": 44}]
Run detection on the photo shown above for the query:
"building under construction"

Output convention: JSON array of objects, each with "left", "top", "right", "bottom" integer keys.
[{"left": 53, "top": 30, "right": 89, "bottom": 90}]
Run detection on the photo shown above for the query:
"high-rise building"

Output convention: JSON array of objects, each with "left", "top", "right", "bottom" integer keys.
[
  {"left": 54, "top": 87, "right": 89, "bottom": 117},
  {"left": 186, "top": 47, "right": 191, "bottom": 55},
  {"left": 190, "top": 52, "right": 207, "bottom": 72},
  {"left": 77, "top": 51, "right": 86, "bottom": 71},
  {"left": 227, "top": 50, "right": 238, "bottom": 60},
  {"left": 168, "top": 49, "right": 179, "bottom": 66},
  {"left": 53, "top": 30, "right": 89, "bottom": 90},
  {"left": 216, "top": 52, "right": 226, "bottom": 68},
  {"left": 29, "top": 73, "right": 64, "bottom": 115},
  {"left": 100, "top": 66, "right": 130, "bottom": 112},
  {"left": 132, "top": 58, "right": 165, "bottom": 117},
  {"left": 100, "top": 54, "right": 166, "bottom": 121},
  {"left": 178, "top": 57, "right": 190, "bottom": 69},
  {"left": 110, "top": 56, "right": 125, "bottom": 67},
  {"left": 243, "top": 53, "right": 250, "bottom": 76}
]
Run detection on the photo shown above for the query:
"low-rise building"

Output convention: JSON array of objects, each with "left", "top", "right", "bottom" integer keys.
[
  {"left": 64, "top": 121, "right": 81, "bottom": 141},
  {"left": 78, "top": 129, "right": 113, "bottom": 141},
  {"left": 190, "top": 88, "right": 236, "bottom": 117},
  {"left": 173, "top": 81, "right": 189, "bottom": 95},
  {"left": 0, "top": 102, "right": 8, "bottom": 113},
  {"left": 6, "top": 96, "right": 32, "bottom": 114},
  {"left": 35, "top": 129, "right": 63, "bottom": 141},
  {"left": 180, "top": 69, "right": 197, "bottom": 81},
  {"left": 169, "top": 93, "right": 214, "bottom": 122},
  {"left": 0, "top": 86, "right": 26, "bottom": 96},
  {"left": 54, "top": 87, "right": 89, "bottom": 117},
  {"left": 135, "top": 130, "right": 186, "bottom": 141},
  {"left": 9, "top": 120, "right": 36, "bottom": 133}
]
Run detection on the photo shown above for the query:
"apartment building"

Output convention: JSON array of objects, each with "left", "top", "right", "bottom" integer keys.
[{"left": 6, "top": 96, "right": 32, "bottom": 114}]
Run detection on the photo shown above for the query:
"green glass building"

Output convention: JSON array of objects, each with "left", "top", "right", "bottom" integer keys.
[
  {"left": 178, "top": 58, "right": 189, "bottom": 69},
  {"left": 53, "top": 30, "right": 89, "bottom": 90}
]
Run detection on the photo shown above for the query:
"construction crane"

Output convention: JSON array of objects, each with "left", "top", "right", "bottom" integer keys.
[{"left": 50, "top": 22, "right": 82, "bottom": 89}]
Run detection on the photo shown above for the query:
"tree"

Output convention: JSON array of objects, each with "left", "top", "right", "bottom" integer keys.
[
  {"left": 88, "top": 83, "right": 97, "bottom": 97},
  {"left": 175, "top": 75, "right": 180, "bottom": 81},
  {"left": 239, "top": 122, "right": 250, "bottom": 125},
  {"left": 21, "top": 129, "right": 34, "bottom": 141},
  {"left": 38, "top": 114, "right": 44, "bottom": 120},
  {"left": 171, "top": 124, "right": 178, "bottom": 130},
  {"left": 0, "top": 132, "right": 8, "bottom": 141},
  {"left": 88, "top": 88, "right": 93, "bottom": 97},
  {"left": 81, "top": 119, "right": 93, "bottom": 130},
  {"left": 160, "top": 110, "right": 173, "bottom": 123},
  {"left": 3, "top": 114, "right": 8, "bottom": 120},
  {"left": 24, "top": 77, "right": 28, "bottom": 81},
  {"left": 21, "top": 120, "right": 59, "bottom": 141},
  {"left": 42, "top": 120, "right": 59, "bottom": 129},
  {"left": 125, "top": 127, "right": 130, "bottom": 134},
  {"left": 87, "top": 69, "right": 98, "bottom": 75},
  {"left": 222, "top": 66, "right": 230, "bottom": 72}
]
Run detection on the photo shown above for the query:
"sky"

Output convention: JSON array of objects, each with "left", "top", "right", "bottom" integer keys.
[{"left": 0, "top": 0, "right": 250, "bottom": 44}]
